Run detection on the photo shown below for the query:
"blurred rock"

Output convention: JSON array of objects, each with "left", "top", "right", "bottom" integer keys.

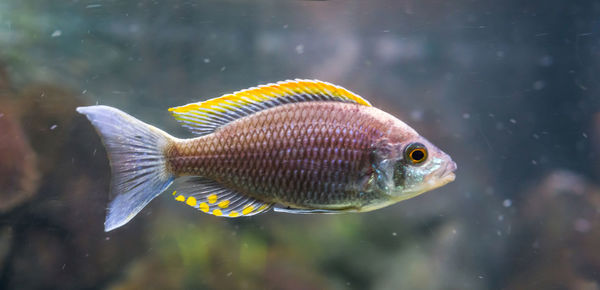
[
  {"left": 0, "top": 74, "right": 147, "bottom": 289},
  {"left": 372, "top": 221, "right": 484, "bottom": 290},
  {"left": 0, "top": 101, "right": 39, "bottom": 213},
  {"left": 17, "top": 85, "right": 85, "bottom": 175},
  {"left": 0, "top": 227, "right": 13, "bottom": 274},
  {"left": 504, "top": 170, "right": 600, "bottom": 289},
  {"left": 0, "top": 60, "right": 13, "bottom": 95},
  {"left": 262, "top": 259, "right": 328, "bottom": 290}
]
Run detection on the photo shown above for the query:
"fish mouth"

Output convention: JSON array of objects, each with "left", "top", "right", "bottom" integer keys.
[
  {"left": 394, "top": 160, "right": 457, "bottom": 199},
  {"left": 435, "top": 161, "right": 457, "bottom": 184}
]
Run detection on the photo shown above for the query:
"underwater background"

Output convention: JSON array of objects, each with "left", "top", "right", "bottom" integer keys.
[{"left": 1, "top": 0, "right": 600, "bottom": 289}]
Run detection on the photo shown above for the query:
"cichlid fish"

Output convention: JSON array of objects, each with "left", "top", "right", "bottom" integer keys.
[{"left": 77, "top": 79, "right": 457, "bottom": 232}]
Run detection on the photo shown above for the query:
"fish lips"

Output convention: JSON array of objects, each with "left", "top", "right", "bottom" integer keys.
[
  {"left": 418, "top": 159, "right": 458, "bottom": 192},
  {"left": 437, "top": 160, "right": 457, "bottom": 183}
]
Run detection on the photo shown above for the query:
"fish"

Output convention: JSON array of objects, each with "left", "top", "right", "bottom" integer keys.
[{"left": 77, "top": 79, "right": 457, "bottom": 232}]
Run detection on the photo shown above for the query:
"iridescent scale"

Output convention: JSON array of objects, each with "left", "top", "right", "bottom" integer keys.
[{"left": 166, "top": 102, "right": 388, "bottom": 209}]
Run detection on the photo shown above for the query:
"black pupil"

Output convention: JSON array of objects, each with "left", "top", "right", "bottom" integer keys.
[{"left": 411, "top": 149, "right": 425, "bottom": 161}]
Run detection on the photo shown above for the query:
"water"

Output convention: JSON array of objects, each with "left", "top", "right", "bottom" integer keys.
[{"left": 0, "top": 1, "right": 599, "bottom": 289}]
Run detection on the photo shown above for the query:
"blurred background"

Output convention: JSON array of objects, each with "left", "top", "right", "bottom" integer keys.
[{"left": 1, "top": 0, "right": 599, "bottom": 289}]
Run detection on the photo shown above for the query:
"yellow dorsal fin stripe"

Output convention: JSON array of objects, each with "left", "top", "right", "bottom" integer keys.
[
  {"left": 168, "top": 80, "right": 371, "bottom": 135},
  {"left": 179, "top": 79, "right": 372, "bottom": 111}
]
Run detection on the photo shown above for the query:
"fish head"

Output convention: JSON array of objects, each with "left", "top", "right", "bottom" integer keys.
[{"left": 371, "top": 133, "right": 457, "bottom": 203}]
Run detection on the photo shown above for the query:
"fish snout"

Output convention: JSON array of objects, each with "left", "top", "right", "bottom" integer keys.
[
  {"left": 447, "top": 161, "right": 457, "bottom": 173},
  {"left": 436, "top": 160, "right": 457, "bottom": 183}
]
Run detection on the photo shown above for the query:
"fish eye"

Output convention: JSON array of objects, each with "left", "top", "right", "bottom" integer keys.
[{"left": 404, "top": 143, "right": 428, "bottom": 165}]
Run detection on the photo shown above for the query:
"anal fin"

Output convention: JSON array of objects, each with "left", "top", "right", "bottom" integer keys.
[{"left": 170, "top": 177, "right": 271, "bottom": 217}]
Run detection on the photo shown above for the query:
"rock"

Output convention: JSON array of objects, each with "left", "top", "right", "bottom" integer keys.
[
  {"left": 0, "top": 101, "right": 39, "bottom": 213},
  {"left": 0, "top": 79, "right": 147, "bottom": 289},
  {"left": 0, "top": 227, "right": 13, "bottom": 274},
  {"left": 504, "top": 170, "right": 600, "bottom": 289}
]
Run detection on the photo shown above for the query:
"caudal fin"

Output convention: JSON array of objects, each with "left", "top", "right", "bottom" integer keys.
[{"left": 77, "top": 105, "right": 175, "bottom": 232}]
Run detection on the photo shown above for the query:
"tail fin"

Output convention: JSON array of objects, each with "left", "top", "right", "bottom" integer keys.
[{"left": 77, "top": 105, "right": 175, "bottom": 232}]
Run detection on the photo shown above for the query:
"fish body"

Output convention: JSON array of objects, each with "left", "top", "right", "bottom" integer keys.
[{"left": 77, "top": 80, "right": 456, "bottom": 231}]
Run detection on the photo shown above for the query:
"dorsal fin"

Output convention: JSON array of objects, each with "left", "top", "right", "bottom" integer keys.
[{"left": 168, "top": 79, "right": 372, "bottom": 135}]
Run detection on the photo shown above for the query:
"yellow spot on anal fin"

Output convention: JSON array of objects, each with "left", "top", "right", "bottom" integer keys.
[
  {"left": 186, "top": 196, "right": 197, "bottom": 207},
  {"left": 218, "top": 200, "right": 230, "bottom": 208},
  {"left": 175, "top": 195, "right": 185, "bottom": 202},
  {"left": 242, "top": 205, "right": 255, "bottom": 215},
  {"left": 212, "top": 209, "right": 223, "bottom": 216},
  {"left": 257, "top": 204, "right": 268, "bottom": 211},
  {"left": 207, "top": 194, "right": 218, "bottom": 204},
  {"left": 199, "top": 202, "right": 209, "bottom": 212},
  {"left": 229, "top": 211, "right": 239, "bottom": 217},
  {"left": 172, "top": 190, "right": 177, "bottom": 196}
]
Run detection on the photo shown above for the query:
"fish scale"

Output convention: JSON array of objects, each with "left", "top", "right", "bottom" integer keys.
[{"left": 166, "top": 102, "right": 384, "bottom": 208}]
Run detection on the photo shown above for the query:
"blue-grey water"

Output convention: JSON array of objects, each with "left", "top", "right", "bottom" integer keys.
[{"left": 0, "top": 1, "right": 599, "bottom": 289}]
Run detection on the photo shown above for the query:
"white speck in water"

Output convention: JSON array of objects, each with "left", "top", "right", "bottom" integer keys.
[
  {"left": 62, "top": 264, "right": 66, "bottom": 270},
  {"left": 50, "top": 124, "right": 58, "bottom": 130},
  {"left": 220, "top": 66, "right": 226, "bottom": 72},
  {"left": 531, "top": 160, "right": 538, "bottom": 165},
  {"left": 582, "top": 132, "right": 588, "bottom": 138},
  {"left": 497, "top": 230, "right": 502, "bottom": 236},
  {"left": 574, "top": 218, "right": 591, "bottom": 233},
  {"left": 496, "top": 50, "right": 505, "bottom": 58},
  {"left": 452, "top": 229, "right": 457, "bottom": 234},
  {"left": 539, "top": 55, "right": 553, "bottom": 67},
  {"left": 86, "top": 4, "right": 102, "bottom": 8},
  {"left": 502, "top": 199, "right": 512, "bottom": 208},
  {"left": 283, "top": 24, "right": 288, "bottom": 29},
  {"left": 227, "top": 272, "right": 233, "bottom": 277},
  {"left": 509, "top": 118, "right": 517, "bottom": 124},
  {"left": 532, "top": 133, "right": 540, "bottom": 139},
  {"left": 82, "top": 89, "right": 87, "bottom": 94},
  {"left": 392, "top": 232, "right": 397, "bottom": 236},
  {"left": 51, "top": 30, "right": 62, "bottom": 37},
  {"left": 410, "top": 110, "right": 423, "bottom": 121},
  {"left": 105, "top": 236, "right": 110, "bottom": 241},
  {"left": 498, "top": 215, "right": 504, "bottom": 221},
  {"left": 478, "top": 275, "right": 484, "bottom": 279},
  {"left": 203, "top": 58, "right": 211, "bottom": 63},
  {"left": 495, "top": 122, "right": 504, "bottom": 131},
  {"left": 0, "top": 113, "right": 4, "bottom": 118},
  {"left": 462, "top": 113, "right": 471, "bottom": 119},
  {"left": 295, "top": 44, "right": 304, "bottom": 54},
  {"left": 533, "top": 80, "right": 546, "bottom": 90}
]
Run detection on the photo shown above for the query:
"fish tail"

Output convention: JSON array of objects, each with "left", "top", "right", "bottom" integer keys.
[{"left": 77, "top": 105, "right": 175, "bottom": 232}]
